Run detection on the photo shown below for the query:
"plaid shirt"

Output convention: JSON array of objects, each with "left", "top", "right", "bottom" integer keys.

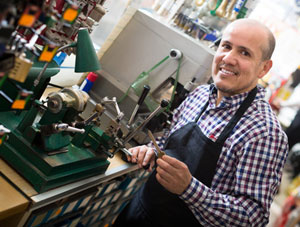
[{"left": 155, "top": 84, "right": 289, "bottom": 226}]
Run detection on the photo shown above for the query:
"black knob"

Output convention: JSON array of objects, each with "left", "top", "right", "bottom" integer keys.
[
  {"left": 160, "top": 99, "right": 169, "bottom": 108},
  {"left": 138, "top": 85, "right": 150, "bottom": 105},
  {"left": 143, "top": 163, "right": 150, "bottom": 170}
]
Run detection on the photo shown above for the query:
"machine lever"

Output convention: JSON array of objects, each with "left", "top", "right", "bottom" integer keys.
[
  {"left": 138, "top": 85, "right": 151, "bottom": 105},
  {"left": 84, "top": 112, "right": 99, "bottom": 125},
  {"left": 128, "top": 85, "right": 150, "bottom": 127},
  {"left": 55, "top": 123, "right": 85, "bottom": 134},
  {"left": 122, "top": 99, "right": 169, "bottom": 145}
]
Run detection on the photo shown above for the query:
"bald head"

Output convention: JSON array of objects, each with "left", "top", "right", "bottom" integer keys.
[{"left": 224, "top": 19, "right": 276, "bottom": 61}]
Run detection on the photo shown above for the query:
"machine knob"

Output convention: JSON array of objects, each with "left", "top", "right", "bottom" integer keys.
[
  {"left": 160, "top": 99, "right": 169, "bottom": 108},
  {"left": 127, "top": 85, "right": 151, "bottom": 127},
  {"left": 138, "top": 85, "right": 150, "bottom": 105},
  {"left": 169, "top": 49, "right": 182, "bottom": 60}
]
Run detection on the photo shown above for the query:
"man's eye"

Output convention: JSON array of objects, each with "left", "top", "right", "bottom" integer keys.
[
  {"left": 221, "top": 44, "right": 231, "bottom": 50},
  {"left": 241, "top": 50, "right": 250, "bottom": 56}
]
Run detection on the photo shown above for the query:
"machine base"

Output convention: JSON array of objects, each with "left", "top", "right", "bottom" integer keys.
[{"left": 0, "top": 112, "right": 110, "bottom": 193}]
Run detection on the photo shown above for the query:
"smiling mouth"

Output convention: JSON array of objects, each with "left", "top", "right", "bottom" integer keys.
[{"left": 219, "top": 67, "right": 238, "bottom": 76}]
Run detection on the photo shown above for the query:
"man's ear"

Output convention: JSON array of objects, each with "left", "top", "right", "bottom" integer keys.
[{"left": 258, "top": 60, "right": 273, "bottom": 79}]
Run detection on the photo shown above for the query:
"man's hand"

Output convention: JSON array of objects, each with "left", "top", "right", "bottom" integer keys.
[
  {"left": 156, "top": 155, "right": 192, "bottom": 195},
  {"left": 128, "top": 145, "right": 156, "bottom": 172}
]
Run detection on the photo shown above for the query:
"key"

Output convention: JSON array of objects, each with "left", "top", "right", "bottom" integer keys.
[{"left": 147, "top": 130, "right": 165, "bottom": 159}]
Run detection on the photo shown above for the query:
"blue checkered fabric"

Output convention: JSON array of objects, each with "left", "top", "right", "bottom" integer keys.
[{"left": 154, "top": 84, "right": 289, "bottom": 226}]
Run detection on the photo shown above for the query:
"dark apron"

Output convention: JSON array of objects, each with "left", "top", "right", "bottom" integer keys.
[{"left": 113, "top": 87, "right": 257, "bottom": 227}]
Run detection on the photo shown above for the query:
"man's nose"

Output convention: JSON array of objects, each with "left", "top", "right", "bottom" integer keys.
[{"left": 222, "top": 51, "right": 237, "bottom": 65}]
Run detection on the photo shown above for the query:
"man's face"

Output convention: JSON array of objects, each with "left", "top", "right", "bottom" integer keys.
[{"left": 212, "top": 23, "right": 271, "bottom": 97}]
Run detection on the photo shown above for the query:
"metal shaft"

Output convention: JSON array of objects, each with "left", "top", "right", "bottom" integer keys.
[{"left": 123, "top": 100, "right": 168, "bottom": 145}]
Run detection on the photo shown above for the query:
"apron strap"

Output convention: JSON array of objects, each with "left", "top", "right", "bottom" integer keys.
[
  {"left": 216, "top": 86, "right": 257, "bottom": 144},
  {"left": 195, "top": 101, "right": 209, "bottom": 123}
]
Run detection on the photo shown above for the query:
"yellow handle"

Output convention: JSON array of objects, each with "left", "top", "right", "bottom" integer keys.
[
  {"left": 225, "top": 0, "right": 237, "bottom": 19},
  {"left": 195, "top": 0, "right": 205, "bottom": 7},
  {"left": 216, "top": 0, "right": 228, "bottom": 17}
]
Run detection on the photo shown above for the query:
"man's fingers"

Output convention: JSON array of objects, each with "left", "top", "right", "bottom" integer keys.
[
  {"left": 156, "top": 156, "right": 179, "bottom": 175},
  {"left": 156, "top": 172, "right": 170, "bottom": 189},
  {"left": 156, "top": 165, "right": 173, "bottom": 183},
  {"left": 128, "top": 146, "right": 156, "bottom": 171},
  {"left": 161, "top": 155, "right": 184, "bottom": 169},
  {"left": 129, "top": 147, "right": 138, "bottom": 163},
  {"left": 137, "top": 145, "right": 147, "bottom": 168},
  {"left": 143, "top": 148, "right": 155, "bottom": 166}
]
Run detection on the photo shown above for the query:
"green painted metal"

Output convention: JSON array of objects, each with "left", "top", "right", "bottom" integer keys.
[
  {"left": 0, "top": 110, "right": 110, "bottom": 192},
  {"left": 42, "top": 132, "right": 72, "bottom": 152},
  {"left": 75, "top": 28, "right": 101, "bottom": 72},
  {"left": 0, "top": 33, "right": 108, "bottom": 192}
]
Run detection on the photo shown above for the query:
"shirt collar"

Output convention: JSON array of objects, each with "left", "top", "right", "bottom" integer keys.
[{"left": 208, "top": 84, "right": 265, "bottom": 108}]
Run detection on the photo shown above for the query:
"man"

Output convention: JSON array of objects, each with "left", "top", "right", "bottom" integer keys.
[{"left": 113, "top": 18, "right": 289, "bottom": 226}]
